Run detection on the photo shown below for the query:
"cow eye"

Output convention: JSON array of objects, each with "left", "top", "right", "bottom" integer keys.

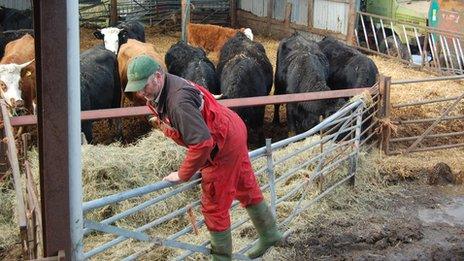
[{"left": 0, "top": 82, "right": 6, "bottom": 91}]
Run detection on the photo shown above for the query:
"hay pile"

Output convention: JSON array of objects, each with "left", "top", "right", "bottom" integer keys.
[
  {"left": 0, "top": 187, "right": 17, "bottom": 251},
  {"left": 0, "top": 128, "right": 362, "bottom": 260}
]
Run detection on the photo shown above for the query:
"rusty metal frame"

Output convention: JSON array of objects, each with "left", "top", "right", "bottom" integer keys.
[
  {"left": 381, "top": 76, "right": 464, "bottom": 155},
  {"left": 9, "top": 88, "right": 372, "bottom": 127},
  {"left": 0, "top": 100, "right": 28, "bottom": 258}
]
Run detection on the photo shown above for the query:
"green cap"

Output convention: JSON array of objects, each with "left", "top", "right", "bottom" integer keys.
[{"left": 125, "top": 55, "right": 160, "bottom": 92}]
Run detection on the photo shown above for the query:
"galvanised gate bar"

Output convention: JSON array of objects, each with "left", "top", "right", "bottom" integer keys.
[{"left": 77, "top": 84, "right": 380, "bottom": 260}]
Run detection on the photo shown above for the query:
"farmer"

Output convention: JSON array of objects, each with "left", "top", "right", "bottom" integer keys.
[{"left": 124, "top": 54, "right": 282, "bottom": 260}]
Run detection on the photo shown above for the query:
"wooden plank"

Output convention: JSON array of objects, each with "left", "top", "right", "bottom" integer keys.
[
  {"left": 110, "top": 0, "right": 118, "bottom": 26},
  {"left": 1, "top": 101, "right": 27, "bottom": 228},
  {"left": 267, "top": 0, "right": 274, "bottom": 36},
  {"left": 230, "top": 0, "right": 237, "bottom": 27},
  {"left": 307, "top": 0, "right": 313, "bottom": 30},
  {"left": 284, "top": 2, "right": 292, "bottom": 27},
  {"left": 1, "top": 100, "right": 28, "bottom": 258},
  {"left": 237, "top": 9, "right": 347, "bottom": 40},
  {"left": 346, "top": 0, "right": 356, "bottom": 44}
]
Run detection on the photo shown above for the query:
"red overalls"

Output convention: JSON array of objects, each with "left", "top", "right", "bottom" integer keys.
[{"left": 157, "top": 83, "right": 264, "bottom": 232}]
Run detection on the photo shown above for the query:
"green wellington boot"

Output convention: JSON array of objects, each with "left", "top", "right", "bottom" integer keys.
[
  {"left": 209, "top": 229, "right": 232, "bottom": 261},
  {"left": 245, "top": 201, "right": 283, "bottom": 259}
]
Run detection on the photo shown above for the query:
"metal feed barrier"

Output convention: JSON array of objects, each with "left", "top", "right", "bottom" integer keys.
[
  {"left": 355, "top": 11, "right": 464, "bottom": 76},
  {"left": 77, "top": 85, "right": 380, "bottom": 260}
]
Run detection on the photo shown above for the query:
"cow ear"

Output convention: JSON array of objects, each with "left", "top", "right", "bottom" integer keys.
[{"left": 94, "top": 29, "right": 103, "bottom": 39}]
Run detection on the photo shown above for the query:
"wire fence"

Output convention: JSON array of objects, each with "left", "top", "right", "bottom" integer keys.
[{"left": 79, "top": 0, "right": 230, "bottom": 28}]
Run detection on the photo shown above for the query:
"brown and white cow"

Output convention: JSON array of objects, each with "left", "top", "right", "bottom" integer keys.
[
  {"left": 187, "top": 23, "right": 253, "bottom": 53},
  {"left": 0, "top": 33, "right": 35, "bottom": 114},
  {"left": 117, "top": 39, "right": 166, "bottom": 106}
]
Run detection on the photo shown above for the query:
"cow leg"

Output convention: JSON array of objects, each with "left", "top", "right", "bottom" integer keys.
[
  {"left": 286, "top": 104, "right": 294, "bottom": 137},
  {"left": 120, "top": 91, "right": 126, "bottom": 108},
  {"left": 273, "top": 104, "right": 280, "bottom": 126},
  {"left": 110, "top": 118, "right": 123, "bottom": 141},
  {"left": 81, "top": 121, "right": 93, "bottom": 144}
]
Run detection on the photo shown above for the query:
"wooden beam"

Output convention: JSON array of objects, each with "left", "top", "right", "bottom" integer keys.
[
  {"left": 284, "top": 2, "right": 292, "bottom": 27},
  {"left": 346, "top": 0, "right": 357, "bottom": 44},
  {"left": 110, "top": 0, "right": 118, "bottom": 26},
  {"left": 230, "top": 0, "right": 237, "bottom": 27},
  {"left": 307, "top": 0, "right": 313, "bottom": 30},
  {"left": 267, "top": 0, "right": 274, "bottom": 36}
]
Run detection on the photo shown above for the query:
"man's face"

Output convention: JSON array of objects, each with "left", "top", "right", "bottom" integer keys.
[{"left": 140, "top": 71, "right": 163, "bottom": 102}]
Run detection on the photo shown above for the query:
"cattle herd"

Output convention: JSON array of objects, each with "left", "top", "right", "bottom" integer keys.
[{"left": 0, "top": 5, "right": 379, "bottom": 144}]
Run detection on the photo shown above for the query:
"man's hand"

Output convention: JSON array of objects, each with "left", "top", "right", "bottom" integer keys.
[{"left": 163, "top": 171, "right": 181, "bottom": 183}]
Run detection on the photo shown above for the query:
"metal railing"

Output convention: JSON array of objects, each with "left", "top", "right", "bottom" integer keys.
[
  {"left": 378, "top": 76, "right": 464, "bottom": 155},
  {"left": 355, "top": 11, "right": 464, "bottom": 76},
  {"left": 77, "top": 84, "right": 380, "bottom": 260}
]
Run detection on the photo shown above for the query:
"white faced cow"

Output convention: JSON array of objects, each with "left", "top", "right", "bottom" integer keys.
[
  {"left": 0, "top": 34, "right": 36, "bottom": 114},
  {"left": 0, "top": 61, "right": 33, "bottom": 108},
  {"left": 94, "top": 21, "right": 145, "bottom": 55}
]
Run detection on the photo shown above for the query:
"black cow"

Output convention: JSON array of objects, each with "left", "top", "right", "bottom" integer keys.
[
  {"left": 94, "top": 20, "right": 145, "bottom": 55},
  {"left": 274, "top": 32, "right": 328, "bottom": 125},
  {"left": 218, "top": 32, "right": 273, "bottom": 142},
  {"left": 318, "top": 36, "right": 378, "bottom": 90},
  {"left": 276, "top": 35, "right": 345, "bottom": 135},
  {"left": 319, "top": 36, "right": 379, "bottom": 140},
  {"left": 0, "top": 29, "right": 34, "bottom": 58},
  {"left": 80, "top": 45, "right": 121, "bottom": 143},
  {"left": 0, "top": 6, "right": 32, "bottom": 31},
  {"left": 165, "top": 41, "right": 220, "bottom": 95}
]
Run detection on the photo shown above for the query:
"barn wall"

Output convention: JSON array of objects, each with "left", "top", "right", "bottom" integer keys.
[
  {"left": 313, "top": 0, "right": 350, "bottom": 35},
  {"left": 79, "top": 0, "right": 230, "bottom": 27},
  {"left": 0, "top": 0, "right": 32, "bottom": 10},
  {"left": 236, "top": 0, "right": 356, "bottom": 42}
]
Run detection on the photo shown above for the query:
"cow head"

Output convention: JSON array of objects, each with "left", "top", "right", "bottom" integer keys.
[
  {"left": 94, "top": 27, "right": 128, "bottom": 55},
  {"left": 0, "top": 60, "right": 34, "bottom": 108},
  {"left": 243, "top": 28, "right": 253, "bottom": 41}
]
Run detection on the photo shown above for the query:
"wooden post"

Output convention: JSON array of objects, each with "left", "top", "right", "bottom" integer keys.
[
  {"left": 181, "top": 0, "right": 190, "bottom": 42},
  {"left": 230, "top": 0, "right": 237, "bottom": 27},
  {"left": 1, "top": 101, "right": 28, "bottom": 258},
  {"left": 110, "top": 0, "right": 118, "bottom": 26},
  {"left": 307, "top": 0, "right": 313, "bottom": 30},
  {"left": 346, "top": 0, "right": 357, "bottom": 45},
  {"left": 267, "top": 0, "right": 274, "bottom": 36},
  {"left": 422, "top": 31, "right": 430, "bottom": 69},
  {"left": 284, "top": 2, "right": 292, "bottom": 27},
  {"left": 379, "top": 76, "right": 392, "bottom": 154}
]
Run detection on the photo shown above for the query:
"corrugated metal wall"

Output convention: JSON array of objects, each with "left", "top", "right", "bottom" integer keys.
[
  {"left": 0, "top": 0, "right": 32, "bottom": 10},
  {"left": 239, "top": 0, "right": 308, "bottom": 25},
  {"left": 313, "top": 0, "right": 350, "bottom": 34},
  {"left": 238, "top": 0, "right": 352, "bottom": 35}
]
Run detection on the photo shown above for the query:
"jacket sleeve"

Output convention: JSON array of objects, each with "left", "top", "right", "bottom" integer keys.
[
  {"left": 178, "top": 138, "right": 214, "bottom": 181},
  {"left": 171, "top": 101, "right": 214, "bottom": 181}
]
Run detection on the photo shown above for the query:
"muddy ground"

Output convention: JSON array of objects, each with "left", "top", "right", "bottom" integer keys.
[{"left": 267, "top": 170, "right": 464, "bottom": 260}]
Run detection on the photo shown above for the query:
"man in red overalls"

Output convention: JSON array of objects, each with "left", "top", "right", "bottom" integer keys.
[{"left": 125, "top": 55, "right": 282, "bottom": 260}]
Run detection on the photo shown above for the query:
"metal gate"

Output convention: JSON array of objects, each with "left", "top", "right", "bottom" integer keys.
[{"left": 354, "top": 11, "right": 464, "bottom": 76}]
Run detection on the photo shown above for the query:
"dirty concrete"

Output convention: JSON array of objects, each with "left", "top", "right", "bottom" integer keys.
[{"left": 268, "top": 182, "right": 464, "bottom": 261}]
